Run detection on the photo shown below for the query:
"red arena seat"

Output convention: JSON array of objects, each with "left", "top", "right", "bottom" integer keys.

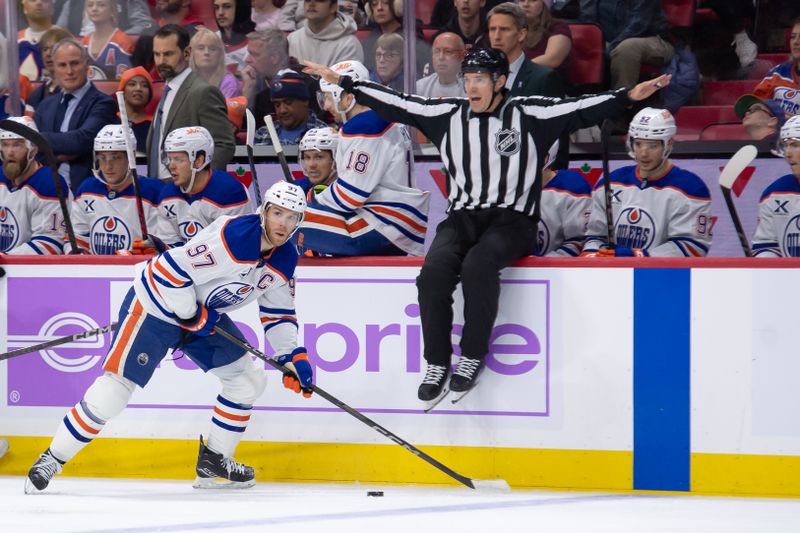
[
  {"left": 566, "top": 23, "right": 604, "bottom": 86},
  {"left": 675, "top": 105, "right": 739, "bottom": 139},
  {"left": 702, "top": 80, "right": 758, "bottom": 106},
  {"left": 662, "top": 0, "right": 696, "bottom": 28},
  {"left": 699, "top": 122, "right": 749, "bottom": 141}
]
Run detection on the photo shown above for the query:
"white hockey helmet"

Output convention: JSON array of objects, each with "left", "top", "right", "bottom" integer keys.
[
  {"left": 260, "top": 181, "right": 307, "bottom": 241},
  {"left": 92, "top": 124, "right": 135, "bottom": 185},
  {"left": 0, "top": 116, "right": 38, "bottom": 157},
  {"left": 318, "top": 60, "right": 370, "bottom": 123},
  {"left": 776, "top": 115, "right": 800, "bottom": 156},
  {"left": 162, "top": 126, "right": 215, "bottom": 193},
  {"left": 627, "top": 107, "right": 677, "bottom": 159}
]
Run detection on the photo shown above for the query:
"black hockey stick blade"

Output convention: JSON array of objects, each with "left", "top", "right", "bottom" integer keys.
[
  {"left": 264, "top": 115, "right": 295, "bottom": 183},
  {"left": 600, "top": 119, "right": 616, "bottom": 249},
  {"left": 0, "top": 323, "right": 117, "bottom": 361},
  {"left": 212, "top": 325, "right": 511, "bottom": 492},
  {"left": 0, "top": 119, "right": 80, "bottom": 253},
  {"left": 245, "top": 109, "right": 264, "bottom": 207}
]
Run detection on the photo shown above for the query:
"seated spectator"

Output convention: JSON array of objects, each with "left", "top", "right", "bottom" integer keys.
[
  {"left": 734, "top": 94, "right": 787, "bottom": 143},
  {"left": 18, "top": 0, "right": 56, "bottom": 81},
  {"left": 487, "top": 2, "right": 563, "bottom": 97},
  {"left": 430, "top": 0, "right": 504, "bottom": 28},
  {"left": 582, "top": 108, "right": 712, "bottom": 258},
  {"left": 752, "top": 116, "right": 800, "bottom": 257},
  {"left": 519, "top": 0, "right": 572, "bottom": 79},
  {"left": 288, "top": 0, "right": 364, "bottom": 65},
  {"left": 437, "top": 0, "right": 490, "bottom": 50},
  {"left": 700, "top": 0, "right": 757, "bottom": 69},
  {"left": 254, "top": 71, "right": 326, "bottom": 144},
  {"left": 190, "top": 28, "right": 243, "bottom": 99},
  {"left": 27, "top": 27, "right": 73, "bottom": 109},
  {"left": 154, "top": 0, "right": 204, "bottom": 35},
  {"left": 214, "top": 0, "right": 255, "bottom": 71},
  {"left": 0, "top": 116, "right": 69, "bottom": 255},
  {"left": 34, "top": 38, "right": 117, "bottom": 192},
  {"left": 54, "top": 0, "right": 153, "bottom": 36},
  {"left": 360, "top": 0, "right": 432, "bottom": 79},
  {"left": 416, "top": 32, "right": 467, "bottom": 98},
  {"left": 278, "top": 0, "right": 365, "bottom": 31},
  {"left": 117, "top": 66, "right": 154, "bottom": 153},
  {"left": 369, "top": 34, "right": 405, "bottom": 91},
  {"left": 583, "top": 0, "right": 673, "bottom": 90},
  {"left": 252, "top": 0, "right": 283, "bottom": 29},
  {"left": 747, "top": 17, "right": 800, "bottom": 118},
  {"left": 66, "top": 124, "right": 163, "bottom": 255},
  {"left": 80, "top": 0, "right": 135, "bottom": 80},
  {"left": 293, "top": 126, "right": 338, "bottom": 194}
]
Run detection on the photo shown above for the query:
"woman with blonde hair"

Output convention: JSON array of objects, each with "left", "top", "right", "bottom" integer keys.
[
  {"left": 518, "top": 0, "right": 572, "bottom": 77},
  {"left": 80, "top": 0, "right": 135, "bottom": 80},
  {"left": 190, "top": 28, "right": 242, "bottom": 99}
]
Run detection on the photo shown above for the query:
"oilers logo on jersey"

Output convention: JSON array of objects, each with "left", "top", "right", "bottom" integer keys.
[
  {"left": 90, "top": 216, "right": 131, "bottom": 255},
  {"left": 615, "top": 207, "right": 655, "bottom": 249},
  {"left": 782, "top": 214, "right": 800, "bottom": 257},
  {"left": 0, "top": 206, "right": 20, "bottom": 251},
  {"left": 206, "top": 282, "right": 256, "bottom": 308},
  {"left": 774, "top": 88, "right": 799, "bottom": 116},
  {"left": 179, "top": 220, "right": 204, "bottom": 240},
  {"left": 537, "top": 222, "right": 551, "bottom": 255}
]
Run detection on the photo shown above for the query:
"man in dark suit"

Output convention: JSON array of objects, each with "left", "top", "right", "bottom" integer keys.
[
  {"left": 146, "top": 25, "right": 235, "bottom": 180},
  {"left": 35, "top": 38, "right": 117, "bottom": 192},
  {"left": 487, "top": 2, "right": 564, "bottom": 98}
]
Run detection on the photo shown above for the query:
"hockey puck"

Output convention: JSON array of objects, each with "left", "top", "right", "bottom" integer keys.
[{"left": 367, "top": 491, "right": 384, "bottom": 497}]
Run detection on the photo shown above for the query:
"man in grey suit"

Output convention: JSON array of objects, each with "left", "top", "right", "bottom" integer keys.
[{"left": 146, "top": 24, "right": 235, "bottom": 180}]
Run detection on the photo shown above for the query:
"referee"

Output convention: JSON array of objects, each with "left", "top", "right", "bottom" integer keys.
[{"left": 304, "top": 49, "right": 670, "bottom": 402}]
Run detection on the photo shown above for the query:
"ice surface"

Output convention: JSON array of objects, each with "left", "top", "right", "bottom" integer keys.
[{"left": 1, "top": 476, "right": 798, "bottom": 533}]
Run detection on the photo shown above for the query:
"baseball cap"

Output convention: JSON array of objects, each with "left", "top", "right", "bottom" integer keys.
[{"left": 735, "top": 94, "right": 787, "bottom": 127}]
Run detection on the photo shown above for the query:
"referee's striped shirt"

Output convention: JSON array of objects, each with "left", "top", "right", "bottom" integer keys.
[{"left": 339, "top": 76, "right": 629, "bottom": 216}]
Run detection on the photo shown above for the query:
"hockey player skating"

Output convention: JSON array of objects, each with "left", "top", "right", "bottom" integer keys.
[
  {"left": 294, "top": 126, "right": 339, "bottom": 195},
  {"left": 535, "top": 141, "right": 591, "bottom": 257},
  {"left": 582, "top": 108, "right": 712, "bottom": 257},
  {"left": 66, "top": 124, "right": 163, "bottom": 254},
  {"left": 155, "top": 126, "right": 251, "bottom": 250},
  {"left": 304, "top": 48, "right": 669, "bottom": 405},
  {"left": 296, "top": 60, "right": 430, "bottom": 257},
  {"left": 25, "top": 181, "right": 314, "bottom": 493},
  {"left": 752, "top": 115, "right": 800, "bottom": 256},
  {"left": 0, "top": 116, "right": 69, "bottom": 255}
]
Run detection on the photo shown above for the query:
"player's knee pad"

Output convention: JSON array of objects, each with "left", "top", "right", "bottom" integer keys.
[
  {"left": 212, "top": 356, "right": 267, "bottom": 406},
  {"left": 83, "top": 372, "right": 136, "bottom": 422}
]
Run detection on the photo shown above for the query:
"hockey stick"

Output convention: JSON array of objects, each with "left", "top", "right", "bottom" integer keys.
[
  {"left": 213, "top": 325, "right": 511, "bottom": 492},
  {"left": 600, "top": 120, "right": 616, "bottom": 250},
  {"left": 719, "top": 144, "right": 758, "bottom": 257},
  {"left": 264, "top": 115, "right": 294, "bottom": 183},
  {"left": 115, "top": 91, "right": 149, "bottom": 239},
  {"left": 0, "top": 323, "right": 117, "bottom": 362},
  {"left": 245, "top": 109, "right": 263, "bottom": 207},
  {"left": 0, "top": 118, "right": 80, "bottom": 253}
]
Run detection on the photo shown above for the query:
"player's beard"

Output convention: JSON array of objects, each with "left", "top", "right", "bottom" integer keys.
[{"left": 3, "top": 160, "right": 26, "bottom": 183}]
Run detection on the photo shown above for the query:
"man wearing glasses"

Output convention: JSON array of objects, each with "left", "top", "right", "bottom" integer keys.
[{"left": 416, "top": 32, "right": 467, "bottom": 99}]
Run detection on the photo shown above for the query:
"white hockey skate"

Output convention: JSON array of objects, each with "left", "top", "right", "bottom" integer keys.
[{"left": 193, "top": 436, "right": 256, "bottom": 489}]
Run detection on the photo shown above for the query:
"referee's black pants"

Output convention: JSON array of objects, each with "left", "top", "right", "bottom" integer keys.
[{"left": 416, "top": 207, "right": 538, "bottom": 366}]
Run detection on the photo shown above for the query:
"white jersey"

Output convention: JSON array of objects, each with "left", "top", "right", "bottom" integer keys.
[
  {"left": 305, "top": 110, "right": 430, "bottom": 255},
  {"left": 0, "top": 165, "right": 68, "bottom": 255},
  {"left": 133, "top": 214, "right": 299, "bottom": 355},
  {"left": 537, "top": 169, "right": 592, "bottom": 256},
  {"left": 157, "top": 170, "right": 252, "bottom": 247},
  {"left": 752, "top": 174, "right": 800, "bottom": 257},
  {"left": 584, "top": 164, "right": 712, "bottom": 257},
  {"left": 66, "top": 175, "right": 164, "bottom": 254}
]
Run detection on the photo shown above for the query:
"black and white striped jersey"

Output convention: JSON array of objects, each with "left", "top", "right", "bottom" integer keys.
[{"left": 338, "top": 76, "right": 629, "bottom": 216}]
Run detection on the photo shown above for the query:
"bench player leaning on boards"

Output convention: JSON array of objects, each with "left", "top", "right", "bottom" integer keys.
[
  {"left": 25, "top": 182, "right": 314, "bottom": 493},
  {"left": 0, "top": 116, "right": 69, "bottom": 255},
  {"left": 304, "top": 48, "right": 670, "bottom": 403},
  {"left": 65, "top": 125, "right": 163, "bottom": 255},
  {"left": 581, "top": 108, "right": 712, "bottom": 258},
  {"left": 752, "top": 116, "right": 800, "bottom": 257}
]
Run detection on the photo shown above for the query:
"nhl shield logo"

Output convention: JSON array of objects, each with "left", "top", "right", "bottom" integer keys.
[{"left": 494, "top": 128, "right": 521, "bottom": 156}]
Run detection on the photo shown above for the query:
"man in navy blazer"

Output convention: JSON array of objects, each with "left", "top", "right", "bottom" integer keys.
[{"left": 35, "top": 38, "right": 117, "bottom": 193}]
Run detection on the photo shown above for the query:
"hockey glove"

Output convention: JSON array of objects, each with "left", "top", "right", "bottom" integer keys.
[
  {"left": 178, "top": 305, "right": 220, "bottom": 337},
  {"left": 129, "top": 235, "right": 168, "bottom": 255},
  {"left": 598, "top": 246, "right": 648, "bottom": 257},
  {"left": 275, "top": 347, "right": 313, "bottom": 398},
  {"left": 579, "top": 250, "right": 599, "bottom": 257}
]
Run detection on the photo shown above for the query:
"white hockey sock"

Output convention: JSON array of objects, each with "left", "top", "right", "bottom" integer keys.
[
  {"left": 50, "top": 400, "right": 106, "bottom": 463},
  {"left": 207, "top": 395, "right": 251, "bottom": 458}
]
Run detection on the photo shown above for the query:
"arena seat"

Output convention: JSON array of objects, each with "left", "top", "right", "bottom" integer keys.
[
  {"left": 93, "top": 80, "right": 119, "bottom": 97},
  {"left": 190, "top": 3, "right": 217, "bottom": 30},
  {"left": 422, "top": 28, "right": 437, "bottom": 45},
  {"left": 144, "top": 82, "right": 165, "bottom": 116},
  {"left": 699, "top": 122, "right": 749, "bottom": 141},
  {"left": 746, "top": 53, "right": 789, "bottom": 79},
  {"left": 674, "top": 105, "right": 739, "bottom": 139},
  {"left": 702, "top": 79, "right": 758, "bottom": 105},
  {"left": 662, "top": 0, "right": 696, "bottom": 28},
  {"left": 356, "top": 29, "right": 371, "bottom": 42},
  {"left": 566, "top": 23, "right": 604, "bottom": 87}
]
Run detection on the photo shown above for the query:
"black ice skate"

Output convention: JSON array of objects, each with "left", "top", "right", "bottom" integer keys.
[
  {"left": 25, "top": 448, "right": 64, "bottom": 494},
  {"left": 449, "top": 356, "right": 485, "bottom": 404},
  {"left": 418, "top": 363, "right": 450, "bottom": 411},
  {"left": 193, "top": 435, "right": 255, "bottom": 489}
]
